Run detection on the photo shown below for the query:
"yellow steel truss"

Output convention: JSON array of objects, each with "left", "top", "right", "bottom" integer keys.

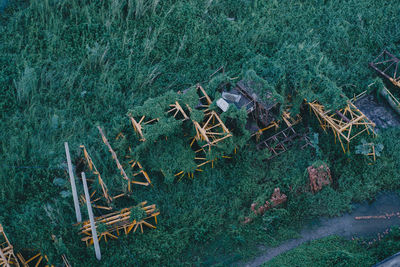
[
  {"left": 308, "top": 100, "right": 375, "bottom": 152},
  {"left": 193, "top": 110, "right": 232, "bottom": 151},
  {"left": 79, "top": 202, "right": 159, "bottom": 246},
  {"left": 129, "top": 84, "right": 232, "bottom": 179},
  {"left": 80, "top": 145, "right": 118, "bottom": 210},
  {"left": 0, "top": 224, "right": 19, "bottom": 267},
  {"left": 97, "top": 126, "right": 151, "bottom": 192}
]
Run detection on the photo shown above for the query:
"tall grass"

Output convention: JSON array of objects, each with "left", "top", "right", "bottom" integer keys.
[{"left": 0, "top": 0, "right": 400, "bottom": 265}]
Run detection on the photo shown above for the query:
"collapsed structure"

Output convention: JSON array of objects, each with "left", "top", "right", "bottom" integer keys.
[
  {"left": 308, "top": 98, "right": 376, "bottom": 153},
  {"left": 76, "top": 127, "right": 159, "bottom": 246},
  {"left": 80, "top": 202, "right": 159, "bottom": 246},
  {"left": 218, "top": 80, "right": 312, "bottom": 159},
  {"left": 307, "top": 164, "right": 332, "bottom": 193},
  {"left": 128, "top": 84, "right": 233, "bottom": 180},
  {"left": 217, "top": 80, "right": 280, "bottom": 134},
  {"left": 0, "top": 224, "right": 70, "bottom": 267},
  {"left": 370, "top": 50, "right": 400, "bottom": 88},
  {"left": 0, "top": 224, "right": 19, "bottom": 267}
]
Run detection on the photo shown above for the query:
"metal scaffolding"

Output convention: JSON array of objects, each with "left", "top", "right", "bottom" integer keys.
[
  {"left": 0, "top": 225, "right": 19, "bottom": 267},
  {"left": 97, "top": 126, "right": 151, "bottom": 191},
  {"left": 79, "top": 145, "right": 115, "bottom": 210},
  {"left": 129, "top": 84, "right": 232, "bottom": 180},
  {"left": 193, "top": 110, "right": 232, "bottom": 151},
  {"left": 308, "top": 100, "right": 375, "bottom": 153},
  {"left": 370, "top": 50, "right": 400, "bottom": 88},
  {"left": 257, "top": 127, "right": 313, "bottom": 159},
  {"left": 79, "top": 202, "right": 159, "bottom": 246}
]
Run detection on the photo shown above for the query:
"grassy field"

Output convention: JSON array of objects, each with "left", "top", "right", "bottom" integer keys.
[{"left": 1, "top": 0, "right": 400, "bottom": 266}]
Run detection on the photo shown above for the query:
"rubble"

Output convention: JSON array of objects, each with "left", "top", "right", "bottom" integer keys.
[
  {"left": 243, "top": 188, "right": 287, "bottom": 224},
  {"left": 308, "top": 164, "right": 332, "bottom": 193}
]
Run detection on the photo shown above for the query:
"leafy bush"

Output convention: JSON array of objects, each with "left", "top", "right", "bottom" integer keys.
[{"left": 130, "top": 206, "right": 147, "bottom": 222}]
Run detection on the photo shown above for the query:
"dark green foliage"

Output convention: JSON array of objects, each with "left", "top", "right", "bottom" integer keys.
[
  {"left": 130, "top": 206, "right": 147, "bottom": 222},
  {"left": 1, "top": 0, "right": 400, "bottom": 266},
  {"left": 266, "top": 236, "right": 375, "bottom": 267},
  {"left": 267, "top": 228, "right": 400, "bottom": 267}
]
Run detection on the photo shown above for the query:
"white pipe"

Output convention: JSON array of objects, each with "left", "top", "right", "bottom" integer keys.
[
  {"left": 81, "top": 172, "right": 101, "bottom": 261},
  {"left": 64, "top": 142, "right": 82, "bottom": 223}
]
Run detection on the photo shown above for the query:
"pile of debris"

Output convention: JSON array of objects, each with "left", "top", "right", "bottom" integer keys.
[
  {"left": 243, "top": 188, "right": 287, "bottom": 224},
  {"left": 217, "top": 80, "right": 280, "bottom": 133},
  {"left": 307, "top": 164, "right": 332, "bottom": 193}
]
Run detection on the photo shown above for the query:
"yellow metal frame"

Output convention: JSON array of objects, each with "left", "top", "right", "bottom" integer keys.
[
  {"left": 195, "top": 84, "right": 213, "bottom": 109},
  {"left": 129, "top": 84, "right": 232, "bottom": 180},
  {"left": 80, "top": 145, "right": 117, "bottom": 210},
  {"left": 167, "top": 101, "right": 190, "bottom": 121},
  {"left": 16, "top": 251, "right": 56, "bottom": 267},
  {"left": 308, "top": 100, "right": 375, "bottom": 153},
  {"left": 174, "top": 139, "right": 216, "bottom": 180},
  {"left": 282, "top": 110, "right": 302, "bottom": 128},
  {"left": 80, "top": 202, "right": 159, "bottom": 246},
  {"left": 193, "top": 111, "right": 232, "bottom": 151},
  {"left": 97, "top": 127, "right": 151, "bottom": 192},
  {"left": 0, "top": 224, "right": 19, "bottom": 267},
  {"left": 129, "top": 116, "right": 159, "bottom": 142}
]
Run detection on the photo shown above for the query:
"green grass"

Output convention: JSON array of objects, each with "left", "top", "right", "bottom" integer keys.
[
  {"left": 267, "top": 228, "right": 400, "bottom": 267},
  {"left": 266, "top": 236, "right": 375, "bottom": 267},
  {"left": 1, "top": 0, "right": 400, "bottom": 266}
]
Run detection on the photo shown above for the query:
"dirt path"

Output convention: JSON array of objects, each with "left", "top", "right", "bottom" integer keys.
[{"left": 244, "top": 193, "right": 400, "bottom": 267}]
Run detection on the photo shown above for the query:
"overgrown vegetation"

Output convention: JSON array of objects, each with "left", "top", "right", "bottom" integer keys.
[
  {"left": 267, "top": 228, "right": 400, "bottom": 267},
  {"left": 1, "top": 0, "right": 400, "bottom": 266}
]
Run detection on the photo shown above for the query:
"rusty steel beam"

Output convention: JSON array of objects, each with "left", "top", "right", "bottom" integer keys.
[{"left": 370, "top": 50, "right": 400, "bottom": 87}]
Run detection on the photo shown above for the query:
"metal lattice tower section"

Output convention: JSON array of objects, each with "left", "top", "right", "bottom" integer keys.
[
  {"left": 97, "top": 126, "right": 151, "bottom": 191},
  {"left": 370, "top": 50, "right": 400, "bottom": 88},
  {"left": 79, "top": 202, "right": 159, "bottom": 246},
  {"left": 0, "top": 225, "right": 19, "bottom": 267},
  {"left": 128, "top": 84, "right": 232, "bottom": 179},
  {"left": 308, "top": 99, "right": 375, "bottom": 152}
]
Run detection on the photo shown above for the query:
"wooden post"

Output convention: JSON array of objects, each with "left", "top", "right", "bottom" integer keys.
[
  {"left": 81, "top": 172, "right": 101, "bottom": 261},
  {"left": 64, "top": 142, "right": 82, "bottom": 223}
]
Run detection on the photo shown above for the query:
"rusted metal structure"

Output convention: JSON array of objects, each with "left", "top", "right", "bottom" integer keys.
[
  {"left": 0, "top": 224, "right": 19, "bottom": 267},
  {"left": 79, "top": 202, "right": 159, "bottom": 246},
  {"left": 235, "top": 80, "right": 280, "bottom": 127},
  {"left": 308, "top": 99, "right": 375, "bottom": 153},
  {"left": 256, "top": 127, "right": 313, "bottom": 159},
  {"left": 370, "top": 50, "right": 400, "bottom": 88}
]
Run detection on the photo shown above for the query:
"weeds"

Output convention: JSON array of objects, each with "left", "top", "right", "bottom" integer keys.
[{"left": 0, "top": 0, "right": 400, "bottom": 266}]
